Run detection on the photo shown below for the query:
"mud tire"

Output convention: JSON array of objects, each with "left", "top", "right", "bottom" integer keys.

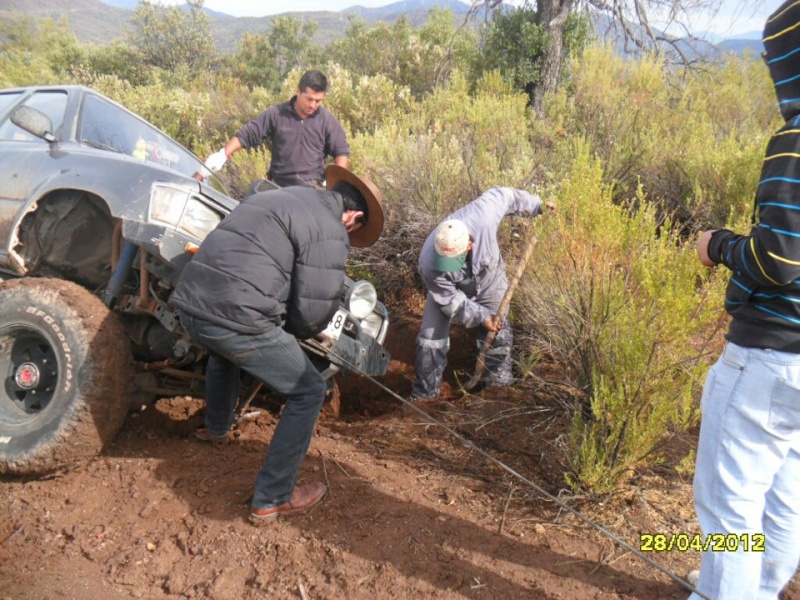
[{"left": 0, "top": 278, "right": 133, "bottom": 475}]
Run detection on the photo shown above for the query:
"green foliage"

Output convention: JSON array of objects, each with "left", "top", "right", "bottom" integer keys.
[
  {"left": 677, "top": 57, "right": 775, "bottom": 228},
  {"left": 317, "top": 63, "right": 414, "bottom": 135},
  {"left": 545, "top": 45, "right": 776, "bottom": 231},
  {"left": 78, "top": 42, "right": 151, "bottom": 87},
  {"left": 228, "top": 16, "right": 320, "bottom": 92},
  {"left": 0, "top": 16, "right": 83, "bottom": 87},
  {"left": 516, "top": 146, "right": 726, "bottom": 492},
  {"left": 327, "top": 17, "right": 405, "bottom": 79},
  {"left": 327, "top": 9, "right": 479, "bottom": 98},
  {"left": 479, "top": 6, "right": 546, "bottom": 89},
  {"left": 417, "top": 8, "right": 481, "bottom": 90},
  {"left": 478, "top": 6, "right": 588, "bottom": 91},
  {"left": 127, "top": 0, "right": 216, "bottom": 73}
]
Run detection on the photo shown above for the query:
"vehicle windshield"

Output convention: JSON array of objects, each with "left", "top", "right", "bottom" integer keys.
[{"left": 78, "top": 93, "right": 207, "bottom": 181}]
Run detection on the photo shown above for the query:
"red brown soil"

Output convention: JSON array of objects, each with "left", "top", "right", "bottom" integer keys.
[{"left": 1, "top": 306, "right": 799, "bottom": 600}]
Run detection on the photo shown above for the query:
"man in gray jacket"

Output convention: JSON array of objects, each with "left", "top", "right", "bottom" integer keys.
[
  {"left": 198, "top": 70, "right": 350, "bottom": 188},
  {"left": 410, "top": 187, "right": 552, "bottom": 400},
  {"left": 171, "top": 165, "right": 383, "bottom": 524}
]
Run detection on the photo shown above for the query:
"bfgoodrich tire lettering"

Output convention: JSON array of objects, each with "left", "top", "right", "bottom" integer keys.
[{"left": 0, "top": 278, "right": 133, "bottom": 474}]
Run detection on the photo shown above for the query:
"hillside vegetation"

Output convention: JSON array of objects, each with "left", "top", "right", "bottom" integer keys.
[
  {"left": 0, "top": 0, "right": 479, "bottom": 50},
  {"left": 0, "top": 0, "right": 779, "bottom": 492}
]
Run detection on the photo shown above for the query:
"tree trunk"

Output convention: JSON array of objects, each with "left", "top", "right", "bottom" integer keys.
[{"left": 533, "top": 0, "right": 575, "bottom": 116}]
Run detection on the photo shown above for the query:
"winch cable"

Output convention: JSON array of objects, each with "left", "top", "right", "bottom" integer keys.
[{"left": 303, "top": 338, "right": 708, "bottom": 600}]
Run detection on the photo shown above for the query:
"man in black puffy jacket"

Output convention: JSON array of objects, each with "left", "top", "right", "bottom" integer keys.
[{"left": 171, "top": 165, "right": 383, "bottom": 524}]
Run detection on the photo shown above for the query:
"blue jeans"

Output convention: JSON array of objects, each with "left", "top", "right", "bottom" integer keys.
[
  {"left": 691, "top": 342, "right": 800, "bottom": 600},
  {"left": 179, "top": 313, "right": 327, "bottom": 510}
]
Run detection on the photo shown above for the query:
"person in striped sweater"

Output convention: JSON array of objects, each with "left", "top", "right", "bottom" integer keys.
[{"left": 691, "top": 2, "right": 800, "bottom": 598}]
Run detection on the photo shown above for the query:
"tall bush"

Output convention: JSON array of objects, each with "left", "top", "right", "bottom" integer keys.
[
  {"left": 516, "top": 145, "right": 727, "bottom": 492},
  {"left": 0, "top": 16, "right": 83, "bottom": 87},
  {"left": 544, "top": 45, "right": 775, "bottom": 232}
]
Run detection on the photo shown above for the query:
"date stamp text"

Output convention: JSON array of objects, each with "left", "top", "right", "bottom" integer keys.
[{"left": 639, "top": 533, "right": 765, "bottom": 552}]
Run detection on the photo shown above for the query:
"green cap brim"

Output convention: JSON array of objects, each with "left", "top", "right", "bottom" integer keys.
[{"left": 434, "top": 251, "right": 467, "bottom": 272}]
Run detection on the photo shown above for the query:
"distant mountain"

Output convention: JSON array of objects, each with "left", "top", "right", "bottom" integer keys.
[
  {"left": 343, "top": 0, "right": 470, "bottom": 19},
  {"left": 100, "top": 0, "right": 234, "bottom": 18},
  {"left": 100, "top": 0, "right": 143, "bottom": 9},
  {"left": 101, "top": 0, "right": 474, "bottom": 18},
  {"left": 718, "top": 38, "right": 764, "bottom": 56},
  {"left": 0, "top": 0, "right": 763, "bottom": 57},
  {"left": 734, "top": 29, "right": 763, "bottom": 41},
  {"left": 0, "top": 0, "right": 130, "bottom": 46}
]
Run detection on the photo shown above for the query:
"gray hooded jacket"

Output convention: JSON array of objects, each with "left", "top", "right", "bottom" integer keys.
[{"left": 418, "top": 187, "right": 542, "bottom": 327}]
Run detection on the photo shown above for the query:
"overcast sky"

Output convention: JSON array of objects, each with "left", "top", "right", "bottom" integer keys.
[{"left": 157, "top": 0, "right": 781, "bottom": 37}]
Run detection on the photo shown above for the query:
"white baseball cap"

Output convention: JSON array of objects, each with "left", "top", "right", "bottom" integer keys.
[{"left": 434, "top": 219, "right": 470, "bottom": 272}]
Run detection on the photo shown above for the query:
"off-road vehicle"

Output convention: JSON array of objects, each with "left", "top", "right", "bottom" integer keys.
[{"left": 0, "top": 85, "right": 391, "bottom": 475}]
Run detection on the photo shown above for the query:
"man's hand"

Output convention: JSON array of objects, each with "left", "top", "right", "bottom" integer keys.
[
  {"left": 483, "top": 314, "right": 502, "bottom": 332},
  {"left": 544, "top": 201, "right": 557, "bottom": 213},
  {"left": 204, "top": 148, "right": 228, "bottom": 173},
  {"left": 697, "top": 230, "right": 717, "bottom": 267}
]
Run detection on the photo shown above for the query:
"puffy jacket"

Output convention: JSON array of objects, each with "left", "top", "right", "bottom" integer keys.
[
  {"left": 707, "top": 5, "right": 800, "bottom": 352},
  {"left": 171, "top": 186, "right": 349, "bottom": 338}
]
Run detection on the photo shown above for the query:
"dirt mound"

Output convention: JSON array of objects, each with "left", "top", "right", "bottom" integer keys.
[{"left": 1, "top": 310, "right": 798, "bottom": 599}]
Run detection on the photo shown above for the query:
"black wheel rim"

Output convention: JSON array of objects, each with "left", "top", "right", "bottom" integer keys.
[{"left": 1, "top": 326, "right": 59, "bottom": 415}]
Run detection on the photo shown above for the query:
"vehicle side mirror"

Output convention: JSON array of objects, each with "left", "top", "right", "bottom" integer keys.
[{"left": 10, "top": 105, "right": 56, "bottom": 142}]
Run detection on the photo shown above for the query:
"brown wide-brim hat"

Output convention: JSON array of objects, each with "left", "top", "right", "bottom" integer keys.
[{"left": 326, "top": 164, "right": 384, "bottom": 248}]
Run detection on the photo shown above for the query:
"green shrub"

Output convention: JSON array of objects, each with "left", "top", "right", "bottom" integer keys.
[
  {"left": 515, "top": 145, "right": 727, "bottom": 492},
  {"left": 545, "top": 45, "right": 776, "bottom": 233},
  {"left": 0, "top": 15, "right": 80, "bottom": 87},
  {"left": 320, "top": 63, "right": 414, "bottom": 136},
  {"left": 676, "top": 57, "right": 774, "bottom": 228}
]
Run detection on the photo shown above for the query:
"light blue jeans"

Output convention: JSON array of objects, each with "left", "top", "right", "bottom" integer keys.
[{"left": 691, "top": 342, "right": 800, "bottom": 600}]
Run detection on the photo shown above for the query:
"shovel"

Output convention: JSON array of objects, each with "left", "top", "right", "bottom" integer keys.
[{"left": 463, "top": 233, "right": 538, "bottom": 391}]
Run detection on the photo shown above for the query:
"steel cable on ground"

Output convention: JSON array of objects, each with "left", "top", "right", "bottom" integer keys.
[{"left": 303, "top": 338, "right": 708, "bottom": 600}]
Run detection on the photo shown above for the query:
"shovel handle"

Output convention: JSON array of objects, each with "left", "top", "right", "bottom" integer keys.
[{"left": 464, "top": 234, "right": 538, "bottom": 391}]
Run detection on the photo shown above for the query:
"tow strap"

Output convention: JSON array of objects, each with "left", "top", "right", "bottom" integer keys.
[{"left": 302, "top": 337, "right": 709, "bottom": 600}]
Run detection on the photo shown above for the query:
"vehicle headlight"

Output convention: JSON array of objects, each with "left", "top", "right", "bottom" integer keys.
[
  {"left": 179, "top": 199, "right": 221, "bottom": 240},
  {"left": 150, "top": 183, "right": 222, "bottom": 241},
  {"left": 360, "top": 312, "right": 383, "bottom": 340},
  {"left": 150, "top": 184, "right": 188, "bottom": 226},
  {"left": 345, "top": 280, "right": 377, "bottom": 320}
]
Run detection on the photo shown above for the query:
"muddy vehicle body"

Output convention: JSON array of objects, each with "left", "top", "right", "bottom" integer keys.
[{"left": 0, "top": 85, "right": 391, "bottom": 475}]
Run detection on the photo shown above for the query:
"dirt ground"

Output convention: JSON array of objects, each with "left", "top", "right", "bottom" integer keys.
[{"left": 1, "top": 308, "right": 799, "bottom": 600}]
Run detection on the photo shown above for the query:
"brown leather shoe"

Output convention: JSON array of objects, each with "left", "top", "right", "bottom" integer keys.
[
  {"left": 194, "top": 428, "right": 232, "bottom": 445},
  {"left": 249, "top": 482, "right": 327, "bottom": 524}
]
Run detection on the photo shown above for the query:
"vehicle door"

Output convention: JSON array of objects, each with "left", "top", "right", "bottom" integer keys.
[{"left": 0, "top": 90, "right": 69, "bottom": 256}]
